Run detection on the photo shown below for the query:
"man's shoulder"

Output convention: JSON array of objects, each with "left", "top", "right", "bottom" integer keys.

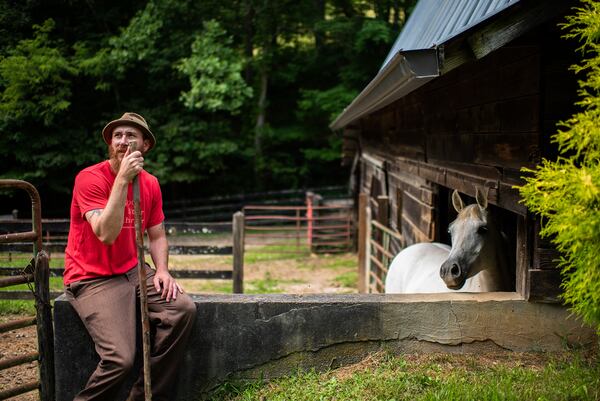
[
  {"left": 75, "top": 161, "right": 111, "bottom": 186},
  {"left": 77, "top": 161, "right": 109, "bottom": 178},
  {"left": 141, "top": 169, "right": 160, "bottom": 184}
]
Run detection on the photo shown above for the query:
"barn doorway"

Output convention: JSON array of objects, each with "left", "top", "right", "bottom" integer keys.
[{"left": 435, "top": 186, "right": 517, "bottom": 292}]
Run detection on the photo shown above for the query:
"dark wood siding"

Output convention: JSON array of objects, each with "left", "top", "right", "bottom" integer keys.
[{"left": 354, "top": 17, "right": 578, "bottom": 301}]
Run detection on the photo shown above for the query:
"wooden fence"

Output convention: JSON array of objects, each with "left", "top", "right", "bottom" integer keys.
[
  {"left": 163, "top": 186, "right": 349, "bottom": 221},
  {"left": 242, "top": 201, "right": 354, "bottom": 255},
  {"left": 357, "top": 193, "right": 404, "bottom": 293},
  {"left": 0, "top": 219, "right": 241, "bottom": 299},
  {"left": 0, "top": 180, "right": 54, "bottom": 401},
  {"left": 0, "top": 188, "right": 352, "bottom": 299}
]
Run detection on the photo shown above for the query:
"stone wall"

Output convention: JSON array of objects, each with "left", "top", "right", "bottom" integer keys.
[{"left": 53, "top": 292, "right": 597, "bottom": 401}]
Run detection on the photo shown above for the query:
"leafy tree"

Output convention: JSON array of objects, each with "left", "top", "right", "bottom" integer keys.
[
  {"left": 0, "top": 0, "right": 418, "bottom": 214},
  {"left": 0, "top": 19, "right": 76, "bottom": 125},
  {"left": 176, "top": 20, "right": 252, "bottom": 113},
  {"left": 0, "top": 18, "right": 87, "bottom": 193},
  {"left": 519, "top": 0, "right": 600, "bottom": 333}
]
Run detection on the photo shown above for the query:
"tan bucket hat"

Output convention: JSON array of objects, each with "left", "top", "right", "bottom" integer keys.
[{"left": 102, "top": 112, "right": 156, "bottom": 151}]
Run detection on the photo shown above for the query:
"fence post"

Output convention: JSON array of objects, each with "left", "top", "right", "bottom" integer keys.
[
  {"left": 376, "top": 196, "right": 389, "bottom": 293},
  {"left": 232, "top": 212, "right": 244, "bottom": 294},
  {"left": 35, "top": 250, "right": 55, "bottom": 401},
  {"left": 365, "top": 205, "right": 372, "bottom": 293},
  {"left": 305, "top": 192, "right": 314, "bottom": 251},
  {"left": 357, "top": 193, "right": 368, "bottom": 293}
]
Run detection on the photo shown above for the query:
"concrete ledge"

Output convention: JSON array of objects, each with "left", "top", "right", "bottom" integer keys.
[{"left": 53, "top": 293, "right": 596, "bottom": 400}]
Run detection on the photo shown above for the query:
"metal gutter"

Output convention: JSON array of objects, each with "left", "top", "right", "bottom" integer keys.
[{"left": 330, "top": 48, "right": 440, "bottom": 131}]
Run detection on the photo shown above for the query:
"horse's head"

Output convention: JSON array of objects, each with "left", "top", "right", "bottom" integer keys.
[{"left": 440, "top": 188, "right": 496, "bottom": 290}]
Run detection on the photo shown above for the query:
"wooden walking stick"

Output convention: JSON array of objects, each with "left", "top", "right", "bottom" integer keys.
[{"left": 129, "top": 141, "right": 153, "bottom": 400}]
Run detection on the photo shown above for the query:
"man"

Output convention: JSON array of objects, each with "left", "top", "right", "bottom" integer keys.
[{"left": 64, "top": 112, "right": 196, "bottom": 401}]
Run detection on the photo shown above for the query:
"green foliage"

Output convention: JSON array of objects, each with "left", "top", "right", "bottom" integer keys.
[
  {"left": 176, "top": 20, "right": 252, "bottom": 113},
  {"left": 0, "top": 0, "right": 417, "bottom": 212},
  {"left": 0, "top": 19, "right": 77, "bottom": 125},
  {"left": 355, "top": 19, "right": 393, "bottom": 52},
  {"left": 519, "top": 0, "right": 600, "bottom": 332},
  {"left": 298, "top": 85, "right": 358, "bottom": 124}
]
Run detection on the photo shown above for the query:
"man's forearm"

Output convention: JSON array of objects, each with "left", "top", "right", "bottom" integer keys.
[{"left": 149, "top": 234, "right": 169, "bottom": 272}]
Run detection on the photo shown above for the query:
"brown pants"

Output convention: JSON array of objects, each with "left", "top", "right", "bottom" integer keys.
[{"left": 64, "top": 265, "right": 196, "bottom": 401}]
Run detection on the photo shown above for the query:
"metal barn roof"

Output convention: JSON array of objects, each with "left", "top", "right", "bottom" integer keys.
[
  {"left": 381, "top": 0, "right": 520, "bottom": 69},
  {"left": 330, "top": 0, "right": 525, "bottom": 130}
]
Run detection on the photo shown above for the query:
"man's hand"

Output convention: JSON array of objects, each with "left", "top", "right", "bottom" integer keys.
[
  {"left": 153, "top": 270, "right": 184, "bottom": 302},
  {"left": 118, "top": 145, "right": 144, "bottom": 182}
]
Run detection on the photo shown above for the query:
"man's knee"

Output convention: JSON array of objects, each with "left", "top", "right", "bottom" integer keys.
[
  {"left": 179, "top": 295, "right": 196, "bottom": 323},
  {"left": 102, "top": 349, "right": 136, "bottom": 377}
]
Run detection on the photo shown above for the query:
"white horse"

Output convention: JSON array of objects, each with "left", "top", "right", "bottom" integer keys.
[{"left": 385, "top": 188, "right": 511, "bottom": 293}]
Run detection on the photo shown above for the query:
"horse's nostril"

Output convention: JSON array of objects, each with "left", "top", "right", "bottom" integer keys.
[{"left": 451, "top": 264, "right": 460, "bottom": 277}]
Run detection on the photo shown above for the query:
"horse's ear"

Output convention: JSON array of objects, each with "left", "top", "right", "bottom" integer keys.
[
  {"left": 475, "top": 187, "right": 488, "bottom": 210},
  {"left": 452, "top": 190, "right": 464, "bottom": 212}
]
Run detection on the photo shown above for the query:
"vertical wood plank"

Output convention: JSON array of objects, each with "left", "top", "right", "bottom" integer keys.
[
  {"left": 376, "top": 196, "right": 389, "bottom": 293},
  {"left": 357, "top": 193, "right": 368, "bottom": 293},
  {"left": 516, "top": 215, "right": 530, "bottom": 300},
  {"left": 232, "top": 212, "right": 245, "bottom": 294},
  {"left": 365, "top": 206, "right": 372, "bottom": 293},
  {"left": 34, "top": 250, "right": 55, "bottom": 401}
]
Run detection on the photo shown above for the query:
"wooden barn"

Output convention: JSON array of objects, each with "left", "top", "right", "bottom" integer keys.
[{"left": 331, "top": 0, "right": 578, "bottom": 301}]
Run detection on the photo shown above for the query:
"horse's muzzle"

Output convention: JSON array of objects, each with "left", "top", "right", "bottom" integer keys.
[{"left": 440, "top": 260, "right": 466, "bottom": 290}]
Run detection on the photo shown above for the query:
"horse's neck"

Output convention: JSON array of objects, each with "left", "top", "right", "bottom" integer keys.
[{"left": 473, "top": 229, "right": 511, "bottom": 291}]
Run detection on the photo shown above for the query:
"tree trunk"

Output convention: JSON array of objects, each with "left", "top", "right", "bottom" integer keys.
[
  {"left": 244, "top": 2, "right": 255, "bottom": 83},
  {"left": 254, "top": 69, "right": 268, "bottom": 187},
  {"left": 314, "top": 0, "right": 325, "bottom": 51}
]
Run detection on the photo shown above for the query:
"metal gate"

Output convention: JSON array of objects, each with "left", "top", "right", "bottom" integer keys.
[
  {"left": 241, "top": 203, "right": 353, "bottom": 255},
  {"left": 0, "top": 180, "right": 55, "bottom": 400}
]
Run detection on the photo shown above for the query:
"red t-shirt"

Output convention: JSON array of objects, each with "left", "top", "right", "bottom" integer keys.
[{"left": 64, "top": 161, "right": 164, "bottom": 284}]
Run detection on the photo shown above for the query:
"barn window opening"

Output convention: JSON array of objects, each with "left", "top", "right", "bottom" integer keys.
[{"left": 436, "top": 186, "right": 517, "bottom": 292}]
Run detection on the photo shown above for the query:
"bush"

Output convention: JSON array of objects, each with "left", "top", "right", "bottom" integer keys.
[{"left": 519, "top": 0, "right": 600, "bottom": 333}]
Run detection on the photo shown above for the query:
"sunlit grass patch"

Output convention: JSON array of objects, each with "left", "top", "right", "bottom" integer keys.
[
  {"left": 244, "top": 244, "right": 309, "bottom": 264},
  {"left": 0, "top": 276, "right": 63, "bottom": 292},
  {"left": 334, "top": 271, "right": 358, "bottom": 289},
  {"left": 0, "top": 300, "right": 37, "bottom": 315},
  {"left": 181, "top": 279, "right": 233, "bottom": 294},
  {"left": 245, "top": 272, "right": 305, "bottom": 294},
  {"left": 0, "top": 252, "right": 64, "bottom": 268},
  {"left": 208, "top": 351, "right": 600, "bottom": 401},
  {"left": 168, "top": 255, "right": 233, "bottom": 270}
]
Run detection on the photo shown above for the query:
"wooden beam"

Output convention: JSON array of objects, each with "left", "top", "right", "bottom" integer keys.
[
  {"left": 232, "top": 212, "right": 244, "bottom": 294},
  {"left": 468, "top": 1, "right": 569, "bottom": 60},
  {"left": 516, "top": 215, "right": 530, "bottom": 300},
  {"left": 357, "top": 193, "right": 368, "bottom": 293}
]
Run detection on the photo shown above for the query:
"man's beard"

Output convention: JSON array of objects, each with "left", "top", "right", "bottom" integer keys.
[
  {"left": 108, "top": 144, "right": 129, "bottom": 172},
  {"left": 108, "top": 143, "right": 146, "bottom": 173}
]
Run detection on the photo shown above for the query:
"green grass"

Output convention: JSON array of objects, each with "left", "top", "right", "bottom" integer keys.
[
  {"left": 244, "top": 244, "right": 309, "bottom": 264},
  {"left": 182, "top": 279, "right": 234, "bottom": 294},
  {"left": 1, "top": 276, "right": 63, "bottom": 292},
  {"left": 334, "top": 271, "right": 358, "bottom": 288},
  {"left": 0, "top": 255, "right": 64, "bottom": 315},
  {"left": 0, "top": 300, "right": 37, "bottom": 315},
  {"left": 245, "top": 272, "right": 305, "bottom": 294},
  {"left": 0, "top": 252, "right": 64, "bottom": 268},
  {"left": 207, "top": 352, "right": 600, "bottom": 401}
]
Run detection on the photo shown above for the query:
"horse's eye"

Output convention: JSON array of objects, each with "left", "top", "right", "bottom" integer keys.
[{"left": 478, "top": 225, "right": 488, "bottom": 235}]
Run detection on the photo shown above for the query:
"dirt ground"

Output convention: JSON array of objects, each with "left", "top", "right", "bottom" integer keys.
[
  {"left": 171, "top": 252, "right": 358, "bottom": 294},
  {"left": 0, "top": 319, "right": 38, "bottom": 401}
]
